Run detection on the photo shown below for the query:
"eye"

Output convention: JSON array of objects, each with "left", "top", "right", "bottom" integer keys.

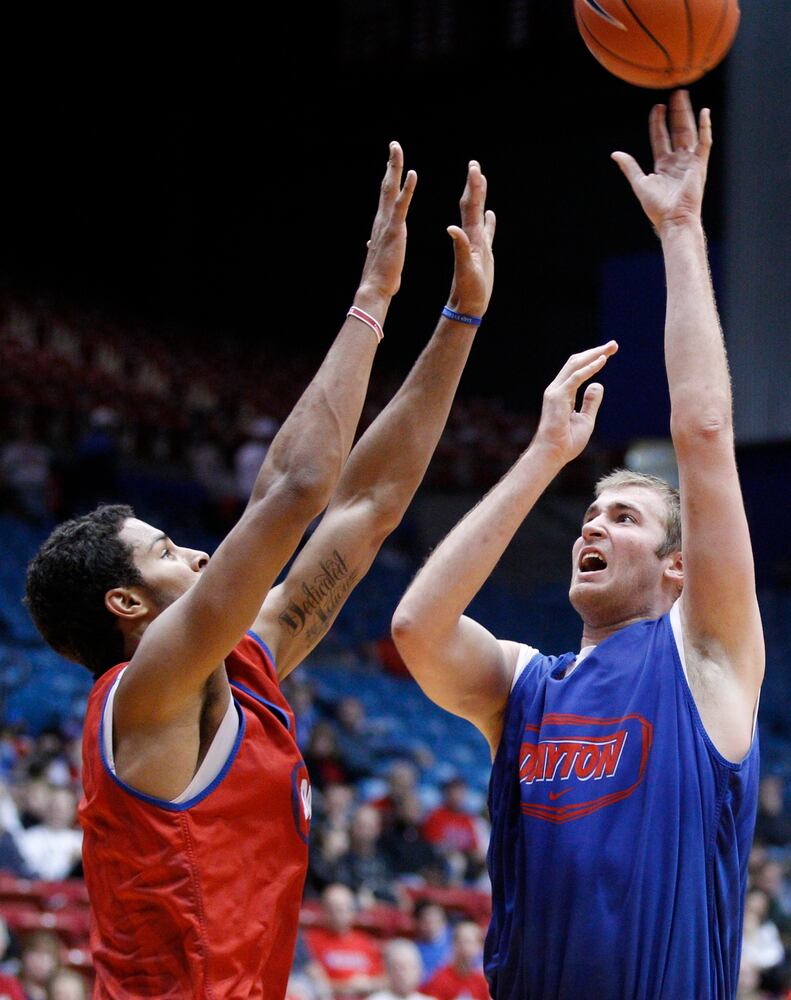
[
  {"left": 617, "top": 513, "right": 635, "bottom": 523},
  {"left": 160, "top": 546, "right": 174, "bottom": 559}
]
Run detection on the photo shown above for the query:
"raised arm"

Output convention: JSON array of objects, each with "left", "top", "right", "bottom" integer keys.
[
  {"left": 255, "top": 161, "right": 496, "bottom": 678},
  {"left": 117, "top": 145, "right": 417, "bottom": 726},
  {"left": 612, "top": 91, "right": 763, "bottom": 758},
  {"left": 392, "top": 343, "right": 617, "bottom": 752}
]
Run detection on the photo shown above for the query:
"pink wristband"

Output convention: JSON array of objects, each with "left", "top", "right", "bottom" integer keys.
[{"left": 347, "top": 305, "right": 384, "bottom": 343}]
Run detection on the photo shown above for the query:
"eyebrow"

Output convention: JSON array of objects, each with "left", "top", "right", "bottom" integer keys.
[
  {"left": 583, "top": 501, "right": 642, "bottom": 521},
  {"left": 147, "top": 532, "right": 169, "bottom": 552}
]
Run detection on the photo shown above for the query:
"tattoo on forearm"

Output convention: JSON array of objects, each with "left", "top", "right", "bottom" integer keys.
[{"left": 278, "top": 550, "right": 359, "bottom": 642}]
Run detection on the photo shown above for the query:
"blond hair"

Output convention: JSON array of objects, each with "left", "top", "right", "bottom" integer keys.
[{"left": 595, "top": 469, "right": 681, "bottom": 558}]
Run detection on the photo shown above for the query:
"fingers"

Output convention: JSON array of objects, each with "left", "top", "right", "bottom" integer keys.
[
  {"left": 392, "top": 169, "right": 418, "bottom": 222},
  {"left": 553, "top": 341, "right": 618, "bottom": 388},
  {"left": 610, "top": 151, "right": 645, "bottom": 191},
  {"left": 447, "top": 225, "right": 472, "bottom": 265},
  {"left": 698, "top": 106, "right": 713, "bottom": 158},
  {"left": 459, "top": 160, "right": 486, "bottom": 234},
  {"left": 579, "top": 383, "right": 605, "bottom": 423},
  {"left": 379, "top": 141, "right": 404, "bottom": 204},
  {"left": 484, "top": 209, "right": 496, "bottom": 246},
  {"left": 667, "top": 89, "right": 697, "bottom": 151},
  {"left": 649, "top": 103, "right": 671, "bottom": 161}
]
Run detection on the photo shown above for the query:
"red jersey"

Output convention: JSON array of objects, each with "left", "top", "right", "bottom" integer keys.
[
  {"left": 80, "top": 632, "right": 311, "bottom": 999},
  {"left": 421, "top": 807, "right": 480, "bottom": 853},
  {"left": 423, "top": 964, "right": 490, "bottom": 1000},
  {"left": 0, "top": 974, "right": 24, "bottom": 1000},
  {"left": 306, "top": 926, "right": 383, "bottom": 984}
]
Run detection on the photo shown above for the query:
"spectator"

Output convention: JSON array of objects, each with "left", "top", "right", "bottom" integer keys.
[
  {"left": 754, "top": 775, "right": 791, "bottom": 848},
  {"left": 305, "top": 884, "right": 385, "bottom": 998},
  {"left": 16, "top": 778, "right": 52, "bottom": 829},
  {"left": 0, "top": 419, "right": 52, "bottom": 522},
  {"left": 373, "top": 762, "right": 419, "bottom": 828},
  {"left": 423, "top": 922, "right": 489, "bottom": 1000},
  {"left": 306, "top": 828, "right": 351, "bottom": 898},
  {"left": 285, "top": 678, "right": 321, "bottom": 753},
  {"left": 233, "top": 415, "right": 276, "bottom": 505},
  {"left": 17, "top": 788, "right": 82, "bottom": 881},
  {"left": 286, "top": 931, "right": 332, "bottom": 1000},
  {"left": 17, "top": 932, "right": 61, "bottom": 1000},
  {"left": 303, "top": 724, "right": 349, "bottom": 793},
  {"left": 320, "top": 784, "right": 356, "bottom": 836},
  {"left": 421, "top": 779, "right": 487, "bottom": 883},
  {"left": 422, "top": 779, "right": 480, "bottom": 855},
  {"left": 381, "top": 794, "right": 444, "bottom": 885},
  {"left": 0, "top": 828, "right": 32, "bottom": 879},
  {"left": 412, "top": 902, "right": 453, "bottom": 986},
  {"left": 368, "top": 938, "right": 434, "bottom": 1000},
  {"left": 741, "top": 888, "right": 785, "bottom": 975},
  {"left": 753, "top": 858, "right": 791, "bottom": 936},
  {"left": 333, "top": 698, "right": 382, "bottom": 780},
  {"left": 334, "top": 805, "right": 396, "bottom": 905},
  {"left": 47, "top": 971, "right": 88, "bottom": 1000}
]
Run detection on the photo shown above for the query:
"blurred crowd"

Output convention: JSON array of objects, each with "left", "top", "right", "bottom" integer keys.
[{"left": 0, "top": 292, "right": 599, "bottom": 537}]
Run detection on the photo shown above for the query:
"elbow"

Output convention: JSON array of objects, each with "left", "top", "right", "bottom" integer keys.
[
  {"left": 279, "top": 462, "right": 340, "bottom": 518},
  {"left": 250, "top": 465, "right": 335, "bottom": 524},
  {"left": 391, "top": 604, "right": 426, "bottom": 661},
  {"left": 671, "top": 409, "right": 734, "bottom": 450}
]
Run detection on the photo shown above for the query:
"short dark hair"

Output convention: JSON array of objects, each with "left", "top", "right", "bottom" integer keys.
[{"left": 24, "top": 504, "right": 141, "bottom": 679}]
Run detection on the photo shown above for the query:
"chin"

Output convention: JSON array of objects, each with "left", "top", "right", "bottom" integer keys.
[{"left": 569, "top": 579, "right": 618, "bottom": 626}]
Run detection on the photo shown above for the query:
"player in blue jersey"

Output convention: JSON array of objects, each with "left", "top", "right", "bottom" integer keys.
[{"left": 392, "top": 91, "right": 764, "bottom": 999}]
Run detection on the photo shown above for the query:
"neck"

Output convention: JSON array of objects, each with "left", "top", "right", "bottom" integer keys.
[{"left": 579, "top": 610, "right": 660, "bottom": 649}]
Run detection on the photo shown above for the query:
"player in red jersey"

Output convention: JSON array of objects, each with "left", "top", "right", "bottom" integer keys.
[{"left": 24, "top": 144, "right": 495, "bottom": 999}]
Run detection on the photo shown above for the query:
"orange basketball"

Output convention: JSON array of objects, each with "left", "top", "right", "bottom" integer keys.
[{"left": 574, "top": 0, "right": 740, "bottom": 89}]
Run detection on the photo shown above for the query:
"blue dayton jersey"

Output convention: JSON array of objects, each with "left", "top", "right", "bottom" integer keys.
[{"left": 485, "top": 611, "right": 759, "bottom": 1000}]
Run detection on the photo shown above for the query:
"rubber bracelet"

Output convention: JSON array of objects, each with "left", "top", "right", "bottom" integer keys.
[
  {"left": 348, "top": 305, "right": 384, "bottom": 343},
  {"left": 441, "top": 306, "right": 482, "bottom": 327}
]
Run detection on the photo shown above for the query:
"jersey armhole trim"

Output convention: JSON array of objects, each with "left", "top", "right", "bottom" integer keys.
[
  {"left": 231, "top": 681, "right": 291, "bottom": 732},
  {"left": 511, "top": 644, "right": 540, "bottom": 692},
  {"left": 245, "top": 629, "right": 277, "bottom": 673},
  {"left": 97, "top": 685, "right": 247, "bottom": 812}
]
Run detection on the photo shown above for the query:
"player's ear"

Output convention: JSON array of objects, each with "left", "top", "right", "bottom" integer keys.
[
  {"left": 664, "top": 551, "right": 683, "bottom": 593},
  {"left": 105, "top": 587, "right": 148, "bottom": 623}
]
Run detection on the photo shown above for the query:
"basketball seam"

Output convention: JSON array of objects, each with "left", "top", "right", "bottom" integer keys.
[
  {"left": 684, "top": 0, "right": 694, "bottom": 69},
  {"left": 577, "top": 14, "right": 678, "bottom": 76},
  {"left": 698, "top": 0, "right": 731, "bottom": 68},
  {"left": 620, "top": 0, "right": 673, "bottom": 67}
]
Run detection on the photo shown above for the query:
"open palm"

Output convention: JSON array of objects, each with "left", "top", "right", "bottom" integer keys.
[{"left": 612, "top": 90, "right": 711, "bottom": 233}]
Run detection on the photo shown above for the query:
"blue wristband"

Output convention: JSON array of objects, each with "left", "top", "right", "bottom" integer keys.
[{"left": 442, "top": 306, "right": 482, "bottom": 327}]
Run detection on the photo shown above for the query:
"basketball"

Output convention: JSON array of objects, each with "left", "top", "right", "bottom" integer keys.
[{"left": 574, "top": 0, "right": 741, "bottom": 89}]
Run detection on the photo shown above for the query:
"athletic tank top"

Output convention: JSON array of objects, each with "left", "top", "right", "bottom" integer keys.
[
  {"left": 79, "top": 631, "right": 311, "bottom": 1000},
  {"left": 485, "top": 612, "right": 759, "bottom": 1000}
]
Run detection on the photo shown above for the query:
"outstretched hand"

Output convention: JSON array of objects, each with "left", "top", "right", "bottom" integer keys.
[
  {"left": 446, "top": 161, "right": 496, "bottom": 318},
  {"left": 357, "top": 142, "right": 417, "bottom": 301},
  {"left": 612, "top": 90, "right": 711, "bottom": 233},
  {"left": 534, "top": 342, "right": 619, "bottom": 465}
]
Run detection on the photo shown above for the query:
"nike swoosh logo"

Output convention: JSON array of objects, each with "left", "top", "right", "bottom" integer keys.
[{"left": 548, "top": 788, "right": 574, "bottom": 800}]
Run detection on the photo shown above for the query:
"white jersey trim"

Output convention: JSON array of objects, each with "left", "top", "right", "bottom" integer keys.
[
  {"left": 511, "top": 601, "right": 691, "bottom": 692},
  {"left": 102, "top": 667, "right": 240, "bottom": 804},
  {"left": 511, "top": 601, "right": 758, "bottom": 739}
]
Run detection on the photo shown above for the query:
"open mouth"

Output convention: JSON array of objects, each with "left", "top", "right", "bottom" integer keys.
[{"left": 579, "top": 551, "right": 608, "bottom": 575}]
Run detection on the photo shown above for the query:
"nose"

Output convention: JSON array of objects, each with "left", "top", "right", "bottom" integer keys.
[
  {"left": 190, "top": 550, "right": 210, "bottom": 572},
  {"left": 581, "top": 518, "right": 606, "bottom": 542}
]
